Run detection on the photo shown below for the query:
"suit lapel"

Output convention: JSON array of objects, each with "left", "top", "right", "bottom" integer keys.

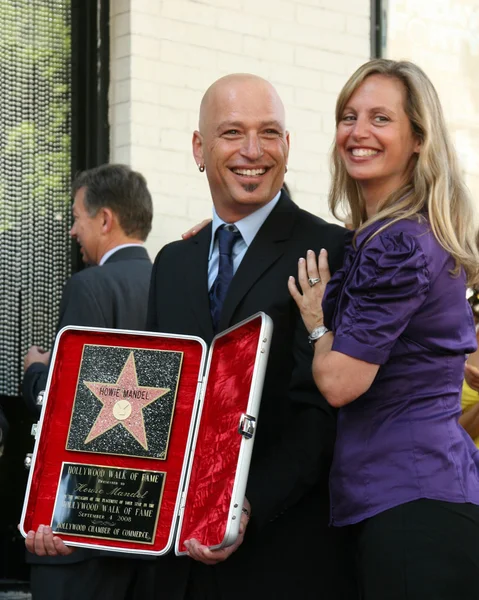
[
  {"left": 219, "top": 193, "right": 298, "bottom": 331},
  {"left": 186, "top": 223, "right": 215, "bottom": 341}
]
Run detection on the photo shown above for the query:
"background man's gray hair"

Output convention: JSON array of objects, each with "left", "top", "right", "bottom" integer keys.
[{"left": 71, "top": 164, "right": 153, "bottom": 241}]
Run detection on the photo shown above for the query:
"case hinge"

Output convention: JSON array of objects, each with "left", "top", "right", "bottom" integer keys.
[
  {"left": 180, "top": 491, "right": 187, "bottom": 510},
  {"left": 238, "top": 414, "right": 256, "bottom": 439},
  {"left": 36, "top": 390, "right": 45, "bottom": 406},
  {"left": 24, "top": 453, "right": 33, "bottom": 470}
]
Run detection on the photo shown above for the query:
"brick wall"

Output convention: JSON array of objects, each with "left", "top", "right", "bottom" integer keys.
[
  {"left": 110, "top": 0, "right": 371, "bottom": 256},
  {"left": 385, "top": 0, "right": 479, "bottom": 214}
]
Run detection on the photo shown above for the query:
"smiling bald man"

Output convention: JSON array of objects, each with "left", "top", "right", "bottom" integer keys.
[{"left": 145, "top": 74, "right": 357, "bottom": 600}]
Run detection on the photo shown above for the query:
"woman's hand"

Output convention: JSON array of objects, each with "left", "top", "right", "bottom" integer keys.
[
  {"left": 181, "top": 219, "right": 212, "bottom": 240},
  {"left": 288, "top": 248, "right": 331, "bottom": 334}
]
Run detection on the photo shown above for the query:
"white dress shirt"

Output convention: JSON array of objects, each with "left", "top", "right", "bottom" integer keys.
[{"left": 99, "top": 243, "right": 144, "bottom": 266}]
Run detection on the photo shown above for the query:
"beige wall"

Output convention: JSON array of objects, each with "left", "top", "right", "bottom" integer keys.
[
  {"left": 385, "top": 0, "right": 479, "bottom": 209},
  {"left": 110, "top": 0, "right": 371, "bottom": 257}
]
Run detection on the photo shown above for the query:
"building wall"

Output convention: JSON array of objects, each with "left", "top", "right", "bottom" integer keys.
[
  {"left": 110, "top": 0, "right": 371, "bottom": 257},
  {"left": 385, "top": 0, "right": 479, "bottom": 212}
]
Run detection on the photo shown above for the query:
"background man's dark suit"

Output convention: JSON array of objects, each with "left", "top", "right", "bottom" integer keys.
[
  {"left": 23, "top": 246, "right": 152, "bottom": 417},
  {"left": 25, "top": 245, "right": 153, "bottom": 599},
  {"left": 147, "top": 192, "right": 356, "bottom": 600}
]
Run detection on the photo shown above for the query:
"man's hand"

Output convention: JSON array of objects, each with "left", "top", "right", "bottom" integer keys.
[
  {"left": 24, "top": 346, "right": 51, "bottom": 372},
  {"left": 25, "top": 525, "right": 74, "bottom": 557},
  {"left": 181, "top": 219, "right": 212, "bottom": 240},
  {"left": 465, "top": 363, "right": 479, "bottom": 392},
  {"left": 184, "top": 498, "right": 251, "bottom": 565}
]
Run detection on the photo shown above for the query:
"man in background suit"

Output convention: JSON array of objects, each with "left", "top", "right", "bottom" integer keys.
[
  {"left": 24, "top": 164, "right": 155, "bottom": 600},
  {"left": 146, "top": 74, "right": 356, "bottom": 599},
  {"left": 22, "top": 164, "right": 153, "bottom": 418}
]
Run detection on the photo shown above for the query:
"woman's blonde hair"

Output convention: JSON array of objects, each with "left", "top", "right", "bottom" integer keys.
[{"left": 329, "top": 59, "right": 479, "bottom": 285}]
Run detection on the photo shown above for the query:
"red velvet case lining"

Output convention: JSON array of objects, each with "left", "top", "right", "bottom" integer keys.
[
  {"left": 23, "top": 316, "right": 263, "bottom": 553},
  {"left": 178, "top": 316, "right": 261, "bottom": 551},
  {"left": 22, "top": 329, "right": 203, "bottom": 553}
]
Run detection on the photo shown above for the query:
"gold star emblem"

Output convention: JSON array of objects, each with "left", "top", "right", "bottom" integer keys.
[{"left": 83, "top": 351, "right": 169, "bottom": 450}]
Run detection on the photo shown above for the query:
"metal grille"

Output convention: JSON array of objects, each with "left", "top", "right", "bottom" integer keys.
[{"left": 0, "top": 0, "right": 72, "bottom": 396}]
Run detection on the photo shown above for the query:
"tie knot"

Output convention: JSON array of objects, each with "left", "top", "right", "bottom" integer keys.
[{"left": 217, "top": 224, "right": 240, "bottom": 256}]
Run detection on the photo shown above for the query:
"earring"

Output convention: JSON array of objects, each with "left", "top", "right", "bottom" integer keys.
[{"left": 198, "top": 164, "right": 205, "bottom": 173}]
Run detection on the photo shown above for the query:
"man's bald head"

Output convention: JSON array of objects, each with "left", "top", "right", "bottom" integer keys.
[
  {"left": 192, "top": 73, "right": 290, "bottom": 223},
  {"left": 198, "top": 74, "right": 286, "bottom": 135}
]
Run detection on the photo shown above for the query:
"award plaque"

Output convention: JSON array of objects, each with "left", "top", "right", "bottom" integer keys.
[
  {"left": 21, "top": 314, "right": 273, "bottom": 556},
  {"left": 52, "top": 463, "right": 165, "bottom": 544},
  {"left": 67, "top": 345, "right": 183, "bottom": 460}
]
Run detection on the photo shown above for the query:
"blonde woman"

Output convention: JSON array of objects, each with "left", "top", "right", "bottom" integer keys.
[{"left": 289, "top": 59, "right": 479, "bottom": 599}]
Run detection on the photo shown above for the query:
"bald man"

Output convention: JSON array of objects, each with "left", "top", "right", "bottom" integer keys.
[{"left": 146, "top": 74, "right": 357, "bottom": 599}]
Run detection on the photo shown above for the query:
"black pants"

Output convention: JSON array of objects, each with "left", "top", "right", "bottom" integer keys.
[
  {"left": 30, "top": 557, "right": 156, "bottom": 600},
  {"left": 351, "top": 499, "right": 479, "bottom": 600}
]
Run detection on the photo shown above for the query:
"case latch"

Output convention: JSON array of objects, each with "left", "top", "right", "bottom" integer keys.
[{"left": 238, "top": 414, "right": 256, "bottom": 439}]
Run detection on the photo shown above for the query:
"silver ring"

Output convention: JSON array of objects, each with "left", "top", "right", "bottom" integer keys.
[{"left": 308, "top": 277, "right": 321, "bottom": 287}]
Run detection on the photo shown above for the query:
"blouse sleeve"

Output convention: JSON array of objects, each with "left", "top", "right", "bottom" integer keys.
[{"left": 332, "top": 230, "right": 430, "bottom": 365}]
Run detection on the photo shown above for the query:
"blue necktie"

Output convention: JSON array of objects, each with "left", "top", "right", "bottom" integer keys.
[{"left": 209, "top": 224, "right": 241, "bottom": 333}]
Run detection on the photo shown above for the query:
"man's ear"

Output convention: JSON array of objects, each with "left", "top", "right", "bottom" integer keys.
[
  {"left": 100, "top": 207, "right": 114, "bottom": 233},
  {"left": 285, "top": 130, "right": 291, "bottom": 166},
  {"left": 285, "top": 130, "right": 291, "bottom": 151},
  {"left": 192, "top": 130, "right": 204, "bottom": 167}
]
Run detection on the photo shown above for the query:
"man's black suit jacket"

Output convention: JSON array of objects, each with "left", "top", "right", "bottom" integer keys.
[
  {"left": 23, "top": 245, "right": 152, "bottom": 566},
  {"left": 23, "top": 246, "right": 152, "bottom": 417},
  {"left": 146, "top": 193, "right": 356, "bottom": 600}
]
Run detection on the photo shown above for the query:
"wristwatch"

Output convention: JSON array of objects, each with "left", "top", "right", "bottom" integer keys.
[{"left": 308, "top": 325, "right": 329, "bottom": 347}]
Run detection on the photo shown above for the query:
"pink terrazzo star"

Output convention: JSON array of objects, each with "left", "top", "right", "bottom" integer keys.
[{"left": 83, "top": 351, "right": 169, "bottom": 450}]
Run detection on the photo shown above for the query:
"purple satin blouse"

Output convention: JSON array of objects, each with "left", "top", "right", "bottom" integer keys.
[{"left": 323, "top": 217, "right": 479, "bottom": 526}]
